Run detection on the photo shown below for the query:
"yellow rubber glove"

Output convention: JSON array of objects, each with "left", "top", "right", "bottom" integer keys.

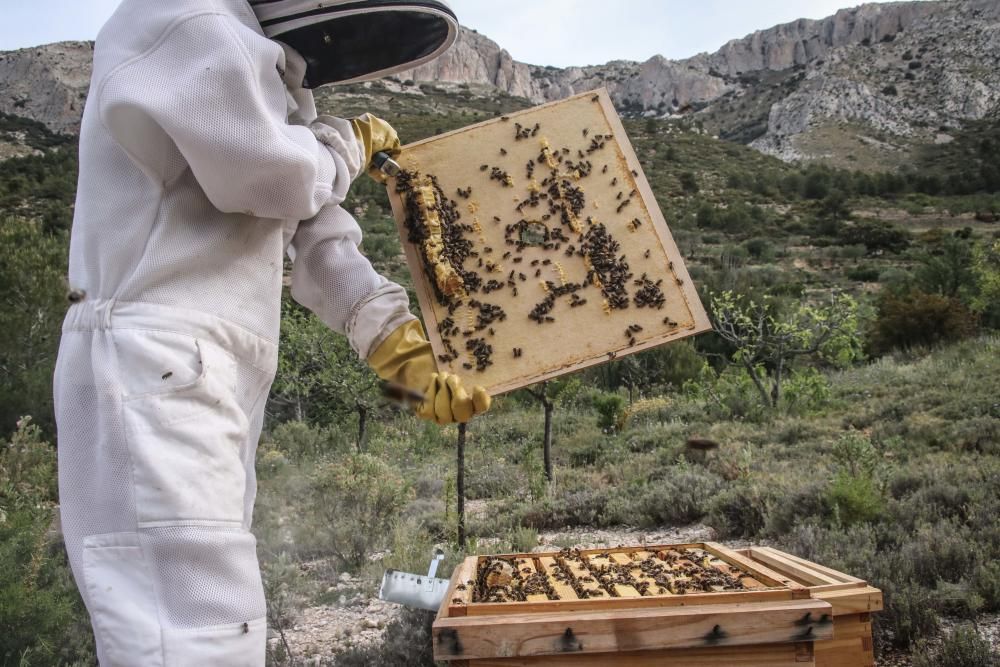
[
  {"left": 368, "top": 320, "right": 491, "bottom": 425},
  {"left": 350, "top": 113, "right": 401, "bottom": 181}
]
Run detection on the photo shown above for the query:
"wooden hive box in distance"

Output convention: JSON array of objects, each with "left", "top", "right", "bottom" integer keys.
[
  {"left": 386, "top": 88, "right": 710, "bottom": 396},
  {"left": 433, "top": 543, "right": 881, "bottom": 666}
]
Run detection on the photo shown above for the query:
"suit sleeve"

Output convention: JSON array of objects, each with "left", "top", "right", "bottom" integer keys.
[
  {"left": 289, "top": 205, "right": 415, "bottom": 358},
  {"left": 99, "top": 11, "right": 359, "bottom": 221}
]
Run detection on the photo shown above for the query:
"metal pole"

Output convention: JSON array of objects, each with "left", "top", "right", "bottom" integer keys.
[{"left": 456, "top": 422, "right": 467, "bottom": 549}]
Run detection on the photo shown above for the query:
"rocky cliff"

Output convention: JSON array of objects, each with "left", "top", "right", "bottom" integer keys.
[
  {"left": 2, "top": 1, "right": 998, "bottom": 167},
  {"left": 0, "top": 41, "right": 92, "bottom": 135}
]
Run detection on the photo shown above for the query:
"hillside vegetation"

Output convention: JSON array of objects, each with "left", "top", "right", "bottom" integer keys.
[{"left": 1, "top": 83, "right": 998, "bottom": 666}]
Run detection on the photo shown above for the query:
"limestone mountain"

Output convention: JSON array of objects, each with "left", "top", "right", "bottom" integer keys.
[{"left": 1, "top": 1, "right": 998, "bottom": 169}]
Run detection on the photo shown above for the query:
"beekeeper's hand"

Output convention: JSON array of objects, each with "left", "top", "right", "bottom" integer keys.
[
  {"left": 350, "top": 113, "right": 401, "bottom": 182},
  {"left": 368, "top": 320, "right": 491, "bottom": 424}
]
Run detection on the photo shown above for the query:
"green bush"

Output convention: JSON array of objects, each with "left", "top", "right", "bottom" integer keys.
[
  {"left": 0, "top": 419, "right": 95, "bottom": 664},
  {"left": 839, "top": 220, "right": 911, "bottom": 254},
  {"left": 333, "top": 608, "right": 436, "bottom": 666},
  {"left": 265, "top": 420, "right": 351, "bottom": 461},
  {"left": 867, "top": 290, "right": 979, "bottom": 356},
  {"left": 603, "top": 466, "right": 726, "bottom": 528},
  {"left": 518, "top": 488, "right": 611, "bottom": 530},
  {"left": 882, "top": 581, "right": 941, "bottom": 649},
  {"left": 912, "top": 625, "right": 999, "bottom": 667},
  {"left": 593, "top": 392, "right": 626, "bottom": 432},
  {"left": 744, "top": 237, "right": 775, "bottom": 261},
  {"left": 827, "top": 473, "right": 885, "bottom": 526},
  {"left": 305, "top": 453, "right": 412, "bottom": 568},
  {"left": 846, "top": 265, "right": 881, "bottom": 282},
  {"left": 708, "top": 483, "right": 771, "bottom": 538},
  {"left": 972, "top": 560, "right": 1000, "bottom": 612}
]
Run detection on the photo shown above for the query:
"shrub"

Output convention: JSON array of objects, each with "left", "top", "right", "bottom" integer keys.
[
  {"left": 838, "top": 220, "right": 910, "bottom": 254},
  {"left": 972, "top": 560, "right": 1000, "bottom": 612},
  {"left": 518, "top": 488, "right": 611, "bottom": 530},
  {"left": 867, "top": 290, "right": 979, "bottom": 356},
  {"left": 0, "top": 419, "right": 95, "bottom": 664},
  {"left": 744, "top": 237, "right": 774, "bottom": 261},
  {"left": 593, "top": 392, "right": 626, "bottom": 432},
  {"left": 619, "top": 397, "right": 674, "bottom": 430},
  {"left": 765, "top": 482, "right": 831, "bottom": 535},
  {"left": 266, "top": 420, "right": 349, "bottom": 461},
  {"left": 708, "top": 483, "right": 771, "bottom": 538},
  {"left": 678, "top": 171, "right": 699, "bottom": 193},
  {"left": 846, "top": 265, "right": 881, "bottom": 282},
  {"left": 882, "top": 582, "right": 940, "bottom": 649},
  {"left": 333, "top": 609, "right": 436, "bottom": 666},
  {"left": 603, "top": 466, "right": 726, "bottom": 528},
  {"left": 306, "top": 453, "right": 412, "bottom": 568},
  {"left": 912, "top": 625, "right": 998, "bottom": 667},
  {"left": 827, "top": 473, "right": 884, "bottom": 526}
]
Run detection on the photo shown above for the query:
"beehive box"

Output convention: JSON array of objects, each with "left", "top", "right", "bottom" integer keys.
[
  {"left": 386, "top": 89, "right": 710, "bottom": 396},
  {"left": 433, "top": 543, "right": 881, "bottom": 666},
  {"left": 737, "top": 547, "right": 883, "bottom": 667}
]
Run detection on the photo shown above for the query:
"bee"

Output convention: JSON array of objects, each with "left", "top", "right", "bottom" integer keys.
[
  {"left": 480, "top": 164, "right": 488, "bottom": 171},
  {"left": 602, "top": 164, "right": 608, "bottom": 174},
  {"left": 644, "top": 249, "right": 651, "bottom": 258},
  {"left": 512, "top": 287, "right": 519, "bottom": 297},
  {"left": 582, "top": 128, "right": 589, "bottom": 137},
  {"left": 591, "top": 94, "right": 600, "bottom": 102},
  {"left": 501, "top": 115, "right": 510, "bottom": 121},
  {"left": 242, "top": 622, "right": 250, "bottom": 635},
  {"left": 611, "top": 177, "right": 617, "bottom": 186},
  {"left": 161, "top": 372, "right": 173, "bottom": 380}
]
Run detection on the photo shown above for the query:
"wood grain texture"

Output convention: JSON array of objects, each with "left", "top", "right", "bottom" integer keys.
[
  {"left": 433, "top": 599, "right": 832, "bottom": 660},
  {"left": 464, "top": 642, "right": 815, "bottom": 666},
  {"left": 386, "top": 88, "right": 710, "bottom": 396}
]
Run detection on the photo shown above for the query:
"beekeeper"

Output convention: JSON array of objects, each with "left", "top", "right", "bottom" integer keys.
[{"left": 53, "top": 0, "right": 486, "bottom": 664}]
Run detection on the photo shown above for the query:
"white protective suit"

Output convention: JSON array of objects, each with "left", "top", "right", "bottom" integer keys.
[{"left": 53, "top": 1, "right": 414, "bottom": 663}]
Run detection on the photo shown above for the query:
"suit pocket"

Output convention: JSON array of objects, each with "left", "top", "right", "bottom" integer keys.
[
  {"left": 80, "top": 532, "right": 163, "bottom": 667},
  {"left": 118, "top": 331, "right": 248, "bottom": 525}
]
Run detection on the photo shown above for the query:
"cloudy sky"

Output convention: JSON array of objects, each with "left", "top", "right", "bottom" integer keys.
[{"left": 1, "top": 0, "right": 907, "bottom": 67}]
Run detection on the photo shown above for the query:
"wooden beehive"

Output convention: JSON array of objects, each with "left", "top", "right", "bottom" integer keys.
[
  {"left": 386, "top": 89, "right": 710, "bottom": 396},
  {"left": 433, "top": 543, "right": 881, "bottom": 666},
  {"left": 737, "top": 547, "right": 883, "bottom": 667}
]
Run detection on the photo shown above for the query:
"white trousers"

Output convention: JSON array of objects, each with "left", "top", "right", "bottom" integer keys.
[{"left": 54, "top": 300, "right": 278, "bottom": 666}]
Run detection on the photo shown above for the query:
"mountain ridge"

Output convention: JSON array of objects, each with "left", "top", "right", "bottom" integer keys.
[{"left": 1, "top": 1, "right": 998, "bottom": 168}]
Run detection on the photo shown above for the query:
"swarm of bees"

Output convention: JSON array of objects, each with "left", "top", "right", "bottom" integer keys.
[
  {"left": 472, "top": 547, "right": 758, "bottom": 603},
  {"left": 395, "top": 99, "right": 685, "bottom": 377}
]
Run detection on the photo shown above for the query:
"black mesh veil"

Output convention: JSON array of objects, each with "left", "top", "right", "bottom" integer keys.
[{"left": 251, "top": 1, "right": 458, "bottom": 88}]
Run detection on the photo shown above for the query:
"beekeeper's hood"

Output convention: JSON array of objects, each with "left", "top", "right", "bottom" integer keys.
[{"left": 250, "top": 0, "right": 458, "bottom": 88}]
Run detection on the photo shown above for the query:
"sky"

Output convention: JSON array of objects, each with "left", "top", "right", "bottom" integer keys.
[{"left": 1, "top": 0, "right": 910, "bottom": 67}]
